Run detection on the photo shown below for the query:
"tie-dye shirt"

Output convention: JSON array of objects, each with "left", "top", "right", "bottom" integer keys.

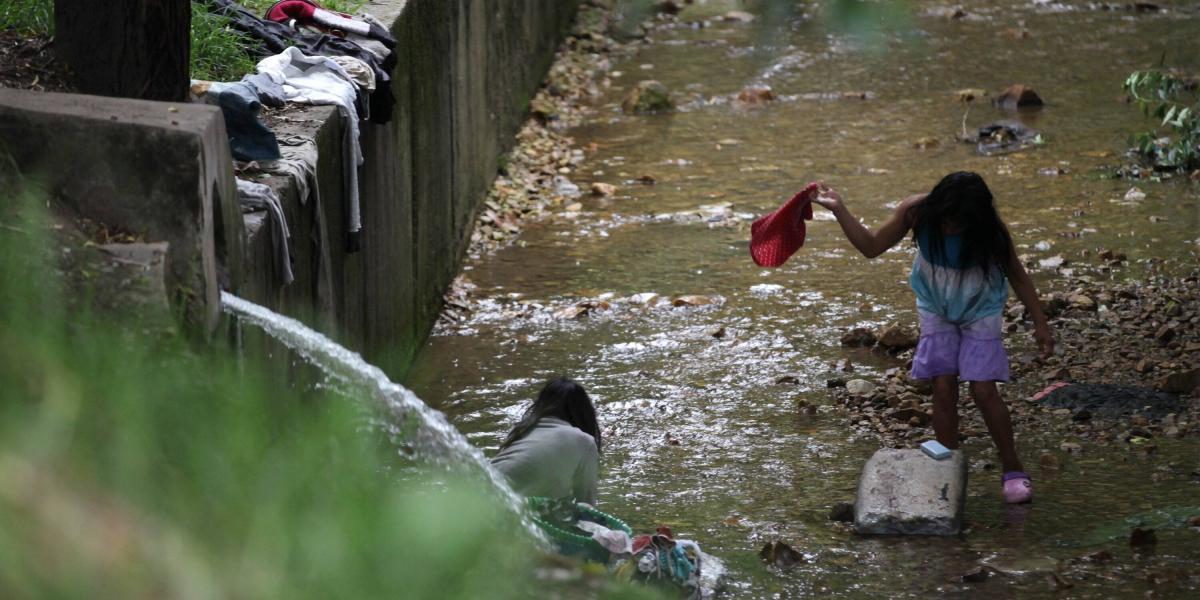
[{"left": 909, "top": 226, "right": 1008, "bottom": 324}]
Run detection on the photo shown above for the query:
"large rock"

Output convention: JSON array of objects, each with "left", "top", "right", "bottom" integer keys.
[
  {"left": 878, "top": 324, "right": 919, "bottom": 351},
  {"left": 993, "top": 84, "right": 1043, "bottom": 110},
  {"left": 854, "top": 449, "right": 967, "bottom": 535},
  {"left": 1158, "top": 369, "right": 1200, "bottom": 394},
  {"left": 622, "top": 80, "right": 673, "bottom": 114},
  {"left": 736, "top": 85, "right": 776, "bottom": 105}
]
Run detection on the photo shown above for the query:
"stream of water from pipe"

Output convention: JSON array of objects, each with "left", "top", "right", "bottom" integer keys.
[{"left": 219, "top": 291, "right": 548, "bottom": 545}]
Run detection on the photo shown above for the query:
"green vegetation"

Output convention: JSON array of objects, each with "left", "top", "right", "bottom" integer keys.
[
  {"left": 190, "top": 2, "right": 258, "bottom": 82},
  {"left": 3, "top": 1, "right": 376, "bottom": 82},
  {"left": 1124, "top": 69, "right": 1200, "bottom": 171},
  {"left": 0, "top": 172, "right": 642, "bottom": 598},
  {"left": 0, "top": 0, "right": 53, "bottom": 34},
  {"left": 0, "top": 164, "right": 659, "bottom": 598}
]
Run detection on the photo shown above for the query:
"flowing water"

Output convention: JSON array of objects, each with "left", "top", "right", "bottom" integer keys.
[
  {"left": 219, "top": 291, "right": 547, "bottom": 544},
  {"left": 408, "top": 0, "right": 1200, "bottom": 596}
]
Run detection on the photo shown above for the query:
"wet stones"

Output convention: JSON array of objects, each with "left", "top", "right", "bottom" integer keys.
[
  {"left": 622, "top": 80, "right": 673, "bottom": 114},
  {"left": 736, "top": 85, "right": 776, "bottom": 106},
  {"left": 846, "top": 379, "right": 877, "bottom": 396},
  {"left": 993, "top": 84, "right": 1044, "bottom": 110},
  {"left": 759, "top": 541, "right": 804, "bottom": 568},
  {"left": 1129, "top": 527, "right": 1157, "bottom": 551},
  {"left": 672, "top": 294, "right": 711, "bottom": 307},
  {"left": 878, "top": 324, "right": 918, "bottom": 351},
  {"left": 853, "top": 449, "right": 968, "bottom": 536},
  {"left": 961, "top": 566, "right": 990, "bottom": 583},
  {"left": 1158, "top": 368, "right": 1200, "bottom": 394},
  {"left": 655, "top": 0, "right": 683, "bottom": 15},
  {"left": 840, "top": 327, "right": 877, "bottom": 347},
  {"left": 974, "top": 120, "right": 1040, "bottom": 155},
  {"left": 838, "top": 323, "right": 916, "bottom": 352},
  {"left": 829, "top": 502, "right": 855, "bottom": 523},
  {"left": 722, "top": 10, "right": 755, "bottom": 23},
  {"left": 1067, "top": 293, "right": 1096, "bottom": 311},
  {"left": 590, "top": 182, "right": 616, "bottom": 196}
]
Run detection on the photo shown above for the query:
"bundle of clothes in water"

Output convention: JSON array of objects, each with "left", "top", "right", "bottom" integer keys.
[
  {"left": 531, "top": 498, "right": 713, "bottom": 598},
  {"left": 197, "top": 0, "right": 398, "bottom": 259}
]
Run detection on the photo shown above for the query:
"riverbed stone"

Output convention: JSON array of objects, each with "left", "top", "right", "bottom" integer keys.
[
  {"left": 1158, "top": 368, "right": 1200, "bottom": 394},
  {"left": 622, "top": 80, "right": 673, "bottom": 114},
  {"left": 878, "top": 324, "right": 919, "bottom": 350},
  {"left": 853, "top": 449, "right": 967, "bottom": 536},
  {"left": 846, "top": 379, "right": 877, "bottom": 396},
  {"left": 993, "top": 84, "right": 1043, "bottom": 110}
]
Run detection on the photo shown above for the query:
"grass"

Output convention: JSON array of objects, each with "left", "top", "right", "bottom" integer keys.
[
  {"left": 190, "top": 1, "right": 259, "bottom": 82},
  {"left": 0, "top": 0, "right": 53, "bottom": 34},
  {"left": 0, "top": 162, "right": 661, "bottom": 598},
  {"left": 2, "top": 1, "right": 377, "bottom": 82},
  {"left": 1, "top": 182, "right": 516, "bottom": 597}
]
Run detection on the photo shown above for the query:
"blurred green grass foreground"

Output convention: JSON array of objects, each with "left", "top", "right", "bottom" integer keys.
[{"left": 0, "top": 172, "right": 653, "bottom": 598}]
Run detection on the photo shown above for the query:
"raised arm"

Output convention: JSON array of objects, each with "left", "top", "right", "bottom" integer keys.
[
  {"left": 812, "top": 185, "right": 926, "bottom": 259},
  {"left": 1004, "top": 233, "right": 1055, "bottom": 357}
]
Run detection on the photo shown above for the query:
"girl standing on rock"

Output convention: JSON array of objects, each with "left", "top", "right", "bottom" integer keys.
[{"left": 813, "top": 171, "right": 1054, "bottom": 504}]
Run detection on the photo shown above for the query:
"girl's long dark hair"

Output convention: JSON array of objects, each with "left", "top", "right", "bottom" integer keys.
[
  {"left": 498, "top": 378, "right": 602, "bottom": 453},
  {"left": 907, "top": 171, "right": 1013, "bottom": 275}
]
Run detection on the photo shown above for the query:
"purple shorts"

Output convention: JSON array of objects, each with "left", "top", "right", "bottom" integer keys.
[{"left": 910, "top": 311, "right": 1009, "bottom": 382}]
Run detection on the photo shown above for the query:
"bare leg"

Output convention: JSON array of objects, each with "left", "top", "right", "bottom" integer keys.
[
  {"left": 931, "top": 374, "right": 960, "bottom": 449},
  {"left": 969, "top": 381, "right": 1023, "bottom": 473}
]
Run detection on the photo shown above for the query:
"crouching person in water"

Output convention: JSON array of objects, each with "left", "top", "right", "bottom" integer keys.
[
  {"left": 813, "top": 172, "right": 1054, "bottom": 504},
  {"left": 492, "top": 378, "right": 601, "bottom": 505}
]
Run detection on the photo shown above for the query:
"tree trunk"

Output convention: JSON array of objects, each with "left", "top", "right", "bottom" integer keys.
[{"left": 55, "top": 0, "right": 190, "bottom": 102}]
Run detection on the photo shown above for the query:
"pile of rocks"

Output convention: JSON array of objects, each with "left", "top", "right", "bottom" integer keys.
[{"left": 465, "top": 2, "right": 635, "bottom": 257}]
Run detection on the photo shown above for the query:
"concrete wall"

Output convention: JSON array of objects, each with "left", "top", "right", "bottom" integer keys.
[
  {"left": 242, "top": 0, "right": 580, "bottom": 380},
  {"left": 0, "top": 88, "right": 242, "bottom": 335}
]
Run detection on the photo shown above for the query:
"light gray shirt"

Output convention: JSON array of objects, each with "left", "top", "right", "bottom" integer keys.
[{"left": 491, "top": 417, "right": 599, "bottom": 504}]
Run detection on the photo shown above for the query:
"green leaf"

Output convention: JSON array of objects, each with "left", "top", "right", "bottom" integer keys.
[{"left": 1163, "top": 105, "right": 1178, "bottom": 126}]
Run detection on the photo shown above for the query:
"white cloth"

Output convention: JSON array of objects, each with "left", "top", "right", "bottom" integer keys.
[
  {"left": 256, "top": 47, "right": 363, "bottom": 237},
  {"left": 577, "top": 520, "right": 632, "bottom": 555},
  {"left": 331, "top": 56, "right": 376, "bottom": 92}
]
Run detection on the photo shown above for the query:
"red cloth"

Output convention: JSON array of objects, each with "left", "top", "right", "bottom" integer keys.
[
  {"left": 750, "top": 182, "right": 819, "bottom": 267},
  {"left": 266, "top": 0, "right": 318, "bottom": 23}
]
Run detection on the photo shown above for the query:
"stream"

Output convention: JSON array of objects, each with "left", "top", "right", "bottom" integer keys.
[{"left": 409, "top": 1, "right": 1200, "bottom": 597}]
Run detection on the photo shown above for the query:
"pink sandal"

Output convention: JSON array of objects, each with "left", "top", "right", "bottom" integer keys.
[{"left": 1002, "top": 471, "right": 1033, "bottom": 504}]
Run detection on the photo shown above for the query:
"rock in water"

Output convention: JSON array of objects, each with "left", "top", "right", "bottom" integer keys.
[
  {"left": 993, "top": 84, "right": 1043, "bottom": 110},
  {"left": 736, "top": 85, "right": 776, "bottom": 105},
  {"left": 829, "top": 502, "right": 855, "bottom": 523},
  {"left": 846, "top": 379, "right": 877, "bottom": 396},
  {"left": 878, "top": 324, "right": 918, "bottom": 350},
  {"left": 853, "top": 449, "right": 967, "bottom": 535},
  {"left": 759, "top": 541, "right": 804, "bottom": 568},
  {"left": 622, "top": 80, "right": 673, "bottom": 114},
  {"left": 840, "top": 327, "right": 877, "bottom": 347},
  {"left": 1158, "top": 368, "right": 1199, "bottom": 394}
]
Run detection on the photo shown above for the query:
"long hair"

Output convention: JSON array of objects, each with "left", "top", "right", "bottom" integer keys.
[
  {"left": 498, "top": 378, "right": 602, "bottom": 453},
  {"left": 906, "top": 171, "right": 1012, "bottom": 276}
]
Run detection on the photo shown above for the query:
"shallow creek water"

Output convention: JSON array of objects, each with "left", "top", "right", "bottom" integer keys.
[{"left": 409, "top": 1, "right": 1200, "bottom": 596}]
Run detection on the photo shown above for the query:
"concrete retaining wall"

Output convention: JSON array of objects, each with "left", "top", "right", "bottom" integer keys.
[
  {"left": 0, "top": 0, "right": 578, "bottom": 378},
  {"left": 242, "top": 0, "right": 580, "bottom": 380},
  {"left": 0, "top": 88, "right": 242, "bottom": 335}
]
